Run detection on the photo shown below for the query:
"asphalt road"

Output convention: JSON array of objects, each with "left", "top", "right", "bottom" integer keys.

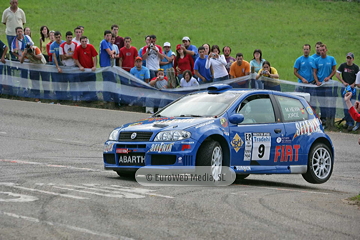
[{"left": 0, "top": 99, "right": 359, "bottom": 240}]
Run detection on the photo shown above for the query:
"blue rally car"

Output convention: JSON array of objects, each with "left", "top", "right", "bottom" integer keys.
[{"left": 103, "top": 84, "right": 334, "bottom": 184}]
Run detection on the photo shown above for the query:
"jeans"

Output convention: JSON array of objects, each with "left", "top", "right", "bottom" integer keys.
[
  {"left": 213, "top": 75, "right": 229, "bottom": 82},
  {"left": 6, "top": 35, "right": 16, "bottom": 60}
]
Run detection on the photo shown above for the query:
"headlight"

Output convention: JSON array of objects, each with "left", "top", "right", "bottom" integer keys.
[
  {"left": 108, "top": 129, "right": 120, "bottom": 141},
  {"left": 154, "top": 130, "right": 191, "bottom": 142}
]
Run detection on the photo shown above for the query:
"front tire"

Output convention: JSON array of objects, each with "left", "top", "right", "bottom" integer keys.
[
  {"left": 302, "top": 143, "right": 333, "bottom": 184},
  {"left": 196, "top": 140, "right": 223, "bottom": 180}
]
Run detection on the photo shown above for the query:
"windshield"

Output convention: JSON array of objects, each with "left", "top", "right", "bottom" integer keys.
[{"left": 158, "top": 92, "right": 242, "bottom": 117}]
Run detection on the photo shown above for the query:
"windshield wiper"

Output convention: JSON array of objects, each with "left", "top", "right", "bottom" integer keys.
[{"left": 179, "top": 114, "right": 203, "bottom": 117}]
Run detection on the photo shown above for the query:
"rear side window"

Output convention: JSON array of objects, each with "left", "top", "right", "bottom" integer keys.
[{"left": 275, "top": 95, "right": 308, "bottom": 122}]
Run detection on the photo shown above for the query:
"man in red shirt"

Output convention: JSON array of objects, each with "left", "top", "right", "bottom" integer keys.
[
  {"left": 73, "top": 36, "right": 98, "bottom": 101},
  {"left": 119, "top": 37, "right": 138, "bottom": 72}
]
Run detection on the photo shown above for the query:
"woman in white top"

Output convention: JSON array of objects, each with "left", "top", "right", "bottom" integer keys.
[
  {"left": 205, "top": 45, "right": 229, "bottom": 82},
  {"left": 180, "top": 70, "right": 199, "bottom": 87}
]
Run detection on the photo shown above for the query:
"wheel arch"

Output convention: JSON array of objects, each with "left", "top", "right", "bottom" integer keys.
[
  {"left": 196, "top": 134, "right": 230, "bottom": 166},
  {"left": 310, "top": 137, "right": 334, "bottom": 160}
]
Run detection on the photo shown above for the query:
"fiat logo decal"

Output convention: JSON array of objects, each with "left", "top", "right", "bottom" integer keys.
[{"left": 130, "top": 132, "right": 137, "bottom": 139}]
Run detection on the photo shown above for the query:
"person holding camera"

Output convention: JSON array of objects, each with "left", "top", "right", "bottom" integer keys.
[
  {"left": 141, "top": 35, "right": 163, "bottom": 79},
  {"left": 19, "top": 43, "right": 47, "bottom": 99},
  {"left": 255, "top": 61, "right": 280, "bottom": 91},
  {"left": 344, "top": 92, "right": 360, "bottom": 145},
  {"left": 205, "top": 45, "right": 228, "bottom": 82},
  {"left": 336, "top": 52, "right": 359, "bottom": 131}
]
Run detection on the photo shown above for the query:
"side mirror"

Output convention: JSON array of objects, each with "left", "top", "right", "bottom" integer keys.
[{"left": 229, "top": 114, "right": 244, "bottom": 124}]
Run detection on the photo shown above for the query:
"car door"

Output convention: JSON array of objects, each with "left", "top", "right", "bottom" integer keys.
[{"left": 229, "top": 93, "right": 285, "bottom": 168}]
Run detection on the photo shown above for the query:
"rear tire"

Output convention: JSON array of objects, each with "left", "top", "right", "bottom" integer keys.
[
  {"left": 196, "top": 140, "right": 223, "bottom": 180},
  {"left": 302, "top": 143, "right": 333, "bottom": 184}
]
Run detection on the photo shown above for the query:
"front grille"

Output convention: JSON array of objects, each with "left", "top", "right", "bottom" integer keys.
[
  {"left": 117, "top": 144, "right": 146, "bottom": 149},
  {"left": 103, "top": 154, "right": 115, "bottom": 164},
  {"left": 119, "top": 132, "right": 153, "bottom": 142},
  {"left": 182, "top": 156, "right": 193, "bottom": 166},
  {"left": 151, "top": 155, "right": 176, "bottom": 165}
]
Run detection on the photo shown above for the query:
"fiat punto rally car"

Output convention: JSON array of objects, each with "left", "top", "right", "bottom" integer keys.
[{"left": 103, "top": 84, "right": 334, "bottom": 184}]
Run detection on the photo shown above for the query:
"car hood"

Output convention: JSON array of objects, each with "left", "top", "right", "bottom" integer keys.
[{"left": 121, "top": 117, "right": 215, "bottom": 131}]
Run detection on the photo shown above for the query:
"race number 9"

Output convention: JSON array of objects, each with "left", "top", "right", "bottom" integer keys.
[{"left": 251, "top": 133, "right": 271, "bottom": 161}]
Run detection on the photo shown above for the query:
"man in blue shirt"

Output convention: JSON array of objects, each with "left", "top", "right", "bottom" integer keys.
[
  {"left": 99, "top": 30, "right": 116, "bottom": 103},
  {"left": 313, "top": 43, "right": 337, "bottom": 128},
  {"left": 130, "top": 56, "right": 150, "bottom": 83},
  {"left": 181, "top": 36, "right": 198, "bottom": 62},
  {"left": 294, "top": 44, "right": 315, "bottom": 98},
  {"left": 194, "top": 46, "right": 212, "bottom": 84},
  {"left": 50, "top": 31, "right": 65, "bottom": 100}
]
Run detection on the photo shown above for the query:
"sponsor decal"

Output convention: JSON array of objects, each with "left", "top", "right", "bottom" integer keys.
[
  {"left": 231, "top": 133, "right": 244, "bottom": 153},
  {"left": 244, "top": 133, "right": 252, "bottom": 161},
  {"left": 119, "top": 155, "right": 144, "bottom": 164},
  {"left": 195, "top": 120, "right": 214, "bottom": 129},
  {"left": 149, "top": 143, "right": 174, "bottom": 152},
  {"left": 274, "top": 145, "right": 300, "bottom": 162},
  {"left": 300, "top": 108, "right": 305, "bottom": 114},
  {"left": 181, "top": 144, "right": 191, "bottom": 151},
  {"left": 220, "top": 117, "right": 228, "bottom": 127},
  {"left": 178, "top": 157, "right": 183, "bottom": 164},
  {"left": 234, "top": 166, "right": 251, "bottom": 171},
  {"left": 251, "top": 133, "right": 271, "bottom": 161},
  {"left": 116, "top": 148, "right": 130, "bottom": 154},
  {"left": 293, "top": 118, "right": 321, "bottom": 140},
  {"left": 154, "top": 119, "right": 195, "bottom": 125},
  {"left": 276, "top": 136, "right": 291, "bottom": 144},
  {"left": 223, "top": 131, "right": 229, "bottom": 136},
  {"left": 306, "top": 106, "right": 314, "bottom": 115}
]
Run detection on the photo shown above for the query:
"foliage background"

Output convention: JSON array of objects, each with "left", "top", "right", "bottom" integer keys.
[{"left": 1, "top": 0, "right": 360, "bottom": 81}]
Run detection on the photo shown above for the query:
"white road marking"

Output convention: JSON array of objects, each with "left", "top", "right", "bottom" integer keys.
[
  {"left": 0, "top": 192, "right": 38, "bottom": 202},
  {"left": 0, "top": 132, "right": 7, "bottom": 134},
  {"left": 0, "top": 183, "right": 89, "bottom": 200},
  {"left": 1, "top": 211, "right": 133, "bottom": 240}
]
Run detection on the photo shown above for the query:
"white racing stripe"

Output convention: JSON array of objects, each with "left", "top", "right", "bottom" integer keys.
[{"left": 1, "top": 211, "right": 134, "bottom": 240}]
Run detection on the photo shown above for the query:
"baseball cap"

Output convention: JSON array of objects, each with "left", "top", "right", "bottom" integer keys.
[
  {"left": 163, "top": 42, "right": 171, "bottom": 47},
  {"left": 182, "top": 36, "right": 190, "bottom": 41},
  {"left": 176, "top": 44, "right": 182, "bottom": 50},
  {"left": 135, "top": 56, "right": 142, "bottom": 61},
  {"left": 346, "top": 52, "right": 354, "bottom": 59}
]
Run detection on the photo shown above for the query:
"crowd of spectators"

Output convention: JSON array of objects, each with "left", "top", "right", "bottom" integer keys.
[{"left": 1, "top": 0, "right": 360, "bottom": 129}]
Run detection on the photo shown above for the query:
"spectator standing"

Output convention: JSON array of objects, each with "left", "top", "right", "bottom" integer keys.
[
  {"left": 39, "top": 26, "right": 50, "bottom": 62},
  {"left": 203, "top": 43, "right": 211, "bottom": 56},
  {"left": 205, "top": 45, "right": 228, "bottom": 82},
  {"left": 223, "top": 46, "right": 235, "bottom": 73},
  {"left": 111, "top": 24, "right": 124, "bottom": 66},
  {"left": 181, "top": 36, "right": 198, "bottom": 62},
  {"left": 119, "top": 37, "right": 138, "bottom": 72},
  {"left": 229, "top": 53, "right": 250, "bottom": 88},
  {"left": 250, "top": 49, "right": 266, "bottom": 89},
  {"left": 179, "top": 70, "right": 199, "bottom": 87},
  {"left": 336, "top": 52, "right": 359, "bottom": 131},
  {"left": 194, "top": 46, "right": 212, "bottom": 84},
  {"left": 138, "top": 35, "right": 150, "bottom": 67},
  {"left": 293, "top": 44, "right": 315, "bottom": 93},
  {"left": 73, "top": 36, "right": 98, "bottom": 101},
  {"left": 110, "top": 34, "right": 119, "bottom": 67},
  {"left": 99, "top": 30, "right": 116, "bottom": 103},
  {"left": 50, "top": 31, "right": 65, "bottom": 100},
  {"left": 313, "top": 44, "right": 337, "bottom": 128},
  {"left": 24, "top": 27, "right": 31, "bottom": 37},
  {"left": 174, "top": 44, "right": 194, "bottom": 82},
  {"left": 130, "top": 56, "right": 150, "bottom": 83},
  {"left": 160, "top": 42, "right": 176, "bottom": 87},
  {"left": 256, "top": 61, "right": 280, "bottom": 91},
  {"left": 60, "top": 31, "right": 79, "bottom": 101},
  {"left": 46, "top": 30, "right": 55, "bottom": 63},
  {"left": 141, "top": 35, "right": 163, "bottom": 79},
  {"left": 311, "top": 41, "right": 322, "bottom": 59},
  {"left": 2, "top": 0, "right": 26, "bottom": 60},
  {"left": 0, "top": 40, "right": 8, "bottom": 94}
]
